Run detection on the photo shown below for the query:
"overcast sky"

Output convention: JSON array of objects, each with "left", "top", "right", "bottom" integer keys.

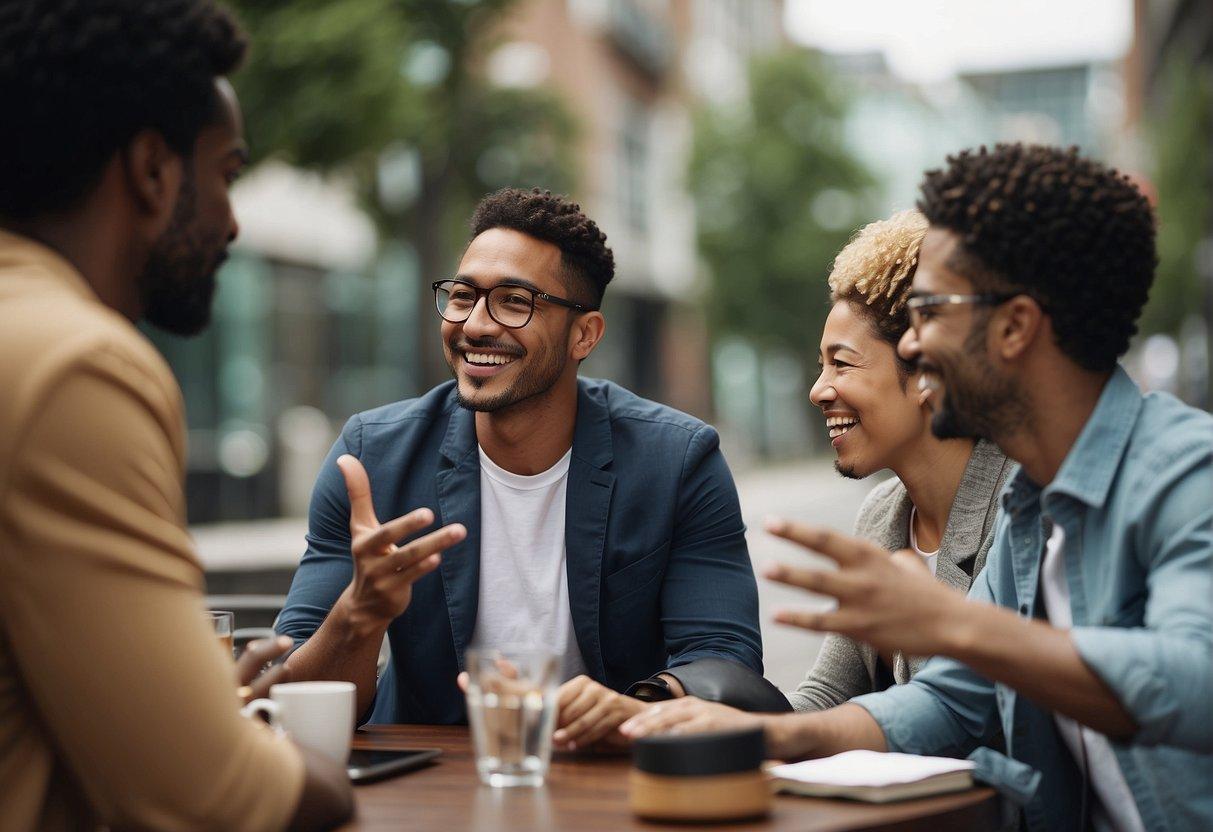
[{"left": 785, "top": 0, "right": 1134, "bottom": 82}]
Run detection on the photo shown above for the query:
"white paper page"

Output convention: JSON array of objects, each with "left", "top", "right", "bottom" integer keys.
[{"left": 768, "top": 750, "right": 975, "bottom": 787}]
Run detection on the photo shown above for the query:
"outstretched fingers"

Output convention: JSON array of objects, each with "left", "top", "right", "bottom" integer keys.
[
  {"left": 353, "top": 507, "right": 440, "bottom": 556},
  {"left": 764, "top": 517, "right": 881, "bottom": 568},
  {"left": 773, "top": 607, "right": 865, "bottom": 637},
  {"left": 762, "top": 562, "right": 865, "bottom": 602},
  {"left": 338, "top": 454, "right": 379, "bottom": 533},
  {"left": 380, "top": 523, "right": 466, "bottom": 573}
]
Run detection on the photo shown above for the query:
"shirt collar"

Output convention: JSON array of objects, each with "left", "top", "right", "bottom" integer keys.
[
  {"left": 0, "top": 227, "right": 98, "bottom": 303},
  {"left": 1003, "top": 366, "right": 1142, "bottom": 513}
]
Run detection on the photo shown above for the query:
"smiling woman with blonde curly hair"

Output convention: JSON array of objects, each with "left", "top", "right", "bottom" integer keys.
[{"left": 768, "top": 206, "right": 1014, "bottom": 708}]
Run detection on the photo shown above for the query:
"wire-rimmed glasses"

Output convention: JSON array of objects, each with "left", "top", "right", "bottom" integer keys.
[{"left": 906, "top": 292, "right": 1019, "bottom": 332}]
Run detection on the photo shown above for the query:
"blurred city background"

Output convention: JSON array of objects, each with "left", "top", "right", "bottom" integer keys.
[{"left": 174, "top": 0, "right": 1213, "bottom": 685}]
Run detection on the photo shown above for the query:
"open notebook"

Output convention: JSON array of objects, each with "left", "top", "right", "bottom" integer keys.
[{"left": 768, "top": 750, "right": 976, "bottom": 803}]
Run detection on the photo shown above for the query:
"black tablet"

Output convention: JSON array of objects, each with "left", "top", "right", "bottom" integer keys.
[{"left": 346, "top": 748, "right": 442, "bottom": 784}]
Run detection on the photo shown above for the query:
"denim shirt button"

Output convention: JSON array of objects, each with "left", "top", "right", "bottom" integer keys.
[{"left": 1019, "top": 604, "right": 1029, "bottom": 616}]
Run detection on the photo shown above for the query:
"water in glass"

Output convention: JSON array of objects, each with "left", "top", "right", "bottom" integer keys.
[{"left": 465, "top": 649, "right": 558, "bottom": 787}]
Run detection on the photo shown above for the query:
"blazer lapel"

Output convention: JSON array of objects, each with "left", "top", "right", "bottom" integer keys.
[
  {"left": 565, "top": 382, "right": 614, "bottom": 683},
  {"left": 435, "top": 403, "right": 481, "bottom": 670}
]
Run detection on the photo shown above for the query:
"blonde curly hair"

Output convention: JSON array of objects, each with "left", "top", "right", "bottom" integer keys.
[
  {"left": 826, "top": 209, "right": 928, "bottom": 381},
  {"left": 827, "top": 208, "right": 928, "bottom": 315}
]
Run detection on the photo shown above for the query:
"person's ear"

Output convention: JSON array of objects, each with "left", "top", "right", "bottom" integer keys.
[
  {"left": 992, "top": 295, "right": 1044, "bottom": 362},
  {"left": 121, "top": 129, "right": 184, "bottom": 231},
  {"left": 570, "top": 311, "right": 606, "bottom": 360}
]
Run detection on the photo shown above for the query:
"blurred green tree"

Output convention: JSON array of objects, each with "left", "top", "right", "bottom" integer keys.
[
  {"left": 228, "top": 0, "right": 578, "bottom": 384},
  {"left": 689, "top": 49, "right": 874, "bottom": 359},
  {"left": 1142, "top": 52, "right": 1211, "bottom": 339}
]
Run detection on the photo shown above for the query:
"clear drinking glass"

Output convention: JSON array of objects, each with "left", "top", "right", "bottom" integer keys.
[
  {"left": 207, "top": 610, "right": 235, "bottom": 658},
  {"left": 465, "top": 648, "right": 559, "bottom": 787}
]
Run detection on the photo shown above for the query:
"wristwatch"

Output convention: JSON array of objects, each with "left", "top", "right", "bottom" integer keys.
[
  {"left": 627, "top": 674, "right": 676, "bottom": 702},
  {"left": 626, "top": 659, "right": 794, "bottom": 713}
]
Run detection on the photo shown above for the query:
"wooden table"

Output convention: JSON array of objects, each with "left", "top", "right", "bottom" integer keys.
[{"left": 341, "top": 726, "right": 1002, "bottom": 831}]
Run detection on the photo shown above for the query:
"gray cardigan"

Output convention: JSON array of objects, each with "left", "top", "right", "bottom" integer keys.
[{"left": 786, "top": 439, "right": 1015, "bottom": 712}]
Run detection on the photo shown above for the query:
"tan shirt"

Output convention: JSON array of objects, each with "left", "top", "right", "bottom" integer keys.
[{"left": 0, "top": 230, "right": 304, "bottom": 831}]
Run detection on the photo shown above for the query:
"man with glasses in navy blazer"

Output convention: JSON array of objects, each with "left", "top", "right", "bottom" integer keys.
[{"left": 277, "top": 187, "right": 781, "bottom": 749}]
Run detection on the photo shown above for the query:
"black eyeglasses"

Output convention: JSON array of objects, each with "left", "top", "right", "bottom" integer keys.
[
  {"left": 906, "top": 292, "right": 1020, "bottom": 332},
  {"left": 432, "top": 279, "right": 593, "bottom": 329}
]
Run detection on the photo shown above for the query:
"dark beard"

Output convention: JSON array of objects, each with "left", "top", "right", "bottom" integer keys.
[
  {"left": 930, "top": 394, "right": 980, "bottom": 439},
  {"left": 138, "top": 171, "right": 225, "bottom": 336},
  {"left": 929, "top": 327, "right": 1027, "bottom": 441},
  {"left": 451, "top": 338, "right": 566, "bottom": 413},
  {"left": 834, "top": 460, "right": 861, "bottom": 480}
]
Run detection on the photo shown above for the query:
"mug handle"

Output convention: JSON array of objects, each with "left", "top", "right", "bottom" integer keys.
[{"left": 241, "top": 697, "right": 282, "bottom": 731}]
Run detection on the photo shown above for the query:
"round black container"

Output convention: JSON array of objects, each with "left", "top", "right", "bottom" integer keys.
[
  {"left": 629, "top": 728, "right": 771, "bottom": 822},
  {"left": 632, "top": 727, "right": 766, "bottom": 776}
]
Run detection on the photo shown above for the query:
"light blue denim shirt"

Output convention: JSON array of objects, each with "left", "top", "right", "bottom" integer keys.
[{"left": 853, "top": 367, "right": 1213, "bottom": 832}]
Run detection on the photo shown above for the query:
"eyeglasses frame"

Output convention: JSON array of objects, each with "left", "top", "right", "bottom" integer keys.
[
  {"left": 431, "top": 278, "right": 594, "bottom": 329},
  {"left": 906, "top": 292, "right": 1021, "bottom": 331}
]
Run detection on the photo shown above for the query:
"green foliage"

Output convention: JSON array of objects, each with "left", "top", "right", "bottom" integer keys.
[
  {"left": 227, "top": 0, "right": 577, "bottom": 230},
  {"left": 689, "top": 49, "right": 874, "bottom": 356},
  {"left": 226, "top": 0, "right": 578, "bottom": 383},
  {"left": 230, "top": 0, "right": 420, "bottom": 170},
  {"left": 1142, "top": 52, "right": 1211, "bottom": 337}
]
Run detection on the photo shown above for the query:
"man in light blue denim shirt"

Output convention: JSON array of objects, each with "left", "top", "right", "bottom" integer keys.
[{"left": 622, "top": 145, "right": 1212, "bottom": 831}]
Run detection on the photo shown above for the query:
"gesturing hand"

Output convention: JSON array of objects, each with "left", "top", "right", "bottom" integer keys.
[
  {"left": 337, "top": 454, "right": 466, "bottom": 631},
  {"left": 762, "top": 517, "right": 967, "bottom": 658}
]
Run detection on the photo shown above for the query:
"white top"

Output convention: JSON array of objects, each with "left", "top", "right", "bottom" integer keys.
[
  {"left": 467, "top": 447, "right": 587, "bottom": 683},
  {"left": 908, "top": 507, "right": 939, "bottom": 576},
  {"left": 1040, "top": 523, "right": 1146, "bottom": 832}
]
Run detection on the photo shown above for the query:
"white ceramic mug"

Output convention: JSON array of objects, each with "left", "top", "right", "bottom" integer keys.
[{"left": 241, "top": 681, "right": 356, "bottom": 764}]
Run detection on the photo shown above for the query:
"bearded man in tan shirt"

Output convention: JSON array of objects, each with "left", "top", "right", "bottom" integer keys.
[{"left": 0, "top": 1, "right": 352, "bottom": 829}]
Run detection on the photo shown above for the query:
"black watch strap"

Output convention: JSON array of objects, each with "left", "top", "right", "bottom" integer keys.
[
  {"left": 657, "top": 658, "right": 793, "bottom": 713},
  {"left": 627, "top": 675, "right": 675, "bottom": 702}
]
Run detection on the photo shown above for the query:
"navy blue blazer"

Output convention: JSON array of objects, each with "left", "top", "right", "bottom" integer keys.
[{"left": 277, "top": 378, "right": 763, "bottom": 724}]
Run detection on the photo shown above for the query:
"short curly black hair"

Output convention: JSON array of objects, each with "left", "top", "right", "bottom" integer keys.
[
  {"left": 470, "top": 188, "right": 615, "bottom": 307},
  {"left": 0, "top": 0, "right": 247, "bottom": 219},
  {"left": 917, "top": 144, "right": 1157, "bottom": 372}
]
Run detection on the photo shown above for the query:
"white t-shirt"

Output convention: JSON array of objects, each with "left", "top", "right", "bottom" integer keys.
[
  {"left": 1040, "top": 523, "right": 1145, "bottom": 832},
  {"left": 467, "top": 446, "right": 587, "bottom": 683},
  {"left": 908, "top": 506, "right": 940, "bottom": 576}
]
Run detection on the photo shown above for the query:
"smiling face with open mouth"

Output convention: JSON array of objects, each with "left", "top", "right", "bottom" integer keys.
[
  {"left": 441, "top": 228, "right": 583, "bottom": 413},
  {"left": 809, "top": 300, "right": 931, "bottom": 479}
]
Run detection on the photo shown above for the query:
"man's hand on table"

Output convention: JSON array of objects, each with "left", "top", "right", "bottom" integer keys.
[
  {"left": 333, "top": 454, "right": 466, "bottom": 636},
  {"left": 236, "top": 636, "right": 294, "bottom": 704},
  {"left": 235, "top": 639, "right": 355, "bottom": 831},
  {"left": 619, "top": 697, "right": 795, "bottom": 755},
  {"left": 620, "top": 697, "right": 887, "bottom": 762},
  {"left": 456, "top": 672, "right": 649, "bottom": 751},
  {"left": 552, "top": 676, "right": 649, "bottom": 751},
  {"left": 763, "top": 517, "right": 968, "bottom": 657}
]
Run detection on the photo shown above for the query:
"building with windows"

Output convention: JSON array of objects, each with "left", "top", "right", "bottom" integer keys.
[
  {"left": 491, "top": 0, "right": 784, "bottom": 418},
  {"left": 825, "top": 51, "right": 1124, "bottom": 220}
]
